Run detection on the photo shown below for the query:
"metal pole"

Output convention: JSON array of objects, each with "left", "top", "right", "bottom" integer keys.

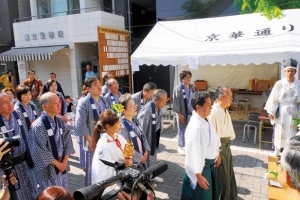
[
  {"left": 127, "top": 0, "right": 134, "bottom": 93},
  {"left": 112, "top": 0, "right": 115, "bottom": 14}
]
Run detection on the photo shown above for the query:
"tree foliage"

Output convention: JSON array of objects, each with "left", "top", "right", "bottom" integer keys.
[
  {"left": 181, "top": 0, "right": 216, "bottom": 19},
  {"left": 234, "top": 0, "right": 300, "bottom": 20}
]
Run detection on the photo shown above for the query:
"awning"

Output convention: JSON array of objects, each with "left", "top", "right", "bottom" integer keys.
[{"left": 0, "top": 45, "right": 68, "bottom": 62}]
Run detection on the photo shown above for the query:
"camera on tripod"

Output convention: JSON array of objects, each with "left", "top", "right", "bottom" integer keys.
[{"left": 73, "top": 159, "right": 168, "bottom": 200}]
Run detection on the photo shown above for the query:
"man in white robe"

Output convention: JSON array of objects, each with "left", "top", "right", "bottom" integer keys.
[
  {"left": 265, "top": 58, "right": 300, "bottom": 156},
  {"left": 181, "top": 92, "right": 221, "bottom": 200},
  {"left": 210, "top": 86, "right": 237, "bottom": 200}
]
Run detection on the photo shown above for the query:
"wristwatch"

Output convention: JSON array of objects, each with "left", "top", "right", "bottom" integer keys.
[{"left": 3, "top": 184, "right": 8, "bottom": 191}]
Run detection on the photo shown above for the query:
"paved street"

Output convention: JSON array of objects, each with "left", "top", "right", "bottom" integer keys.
[{"left": 68, "top": 121, "right": 273, "bottom": 200}]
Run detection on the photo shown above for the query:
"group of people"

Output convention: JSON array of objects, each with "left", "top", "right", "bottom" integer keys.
[
  {"left": 0, "top": 59, "right": 299, "bottom": 200},
  {"left": 73, "top": 74, "right": 167, "bottom": 191}
]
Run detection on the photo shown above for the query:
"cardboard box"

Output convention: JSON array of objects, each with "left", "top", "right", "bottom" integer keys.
[
  {"left": 230, "top": 102, "right": 238, "bottom": 111},
  {"left": 257, "top": 80, "right": 269, "bottom": 91},
  {"left": 194, "top": 81, "right": 207, "bottom": 90},
  {"left": 269, "top": 78, "right": 279, "bottom": 88}
]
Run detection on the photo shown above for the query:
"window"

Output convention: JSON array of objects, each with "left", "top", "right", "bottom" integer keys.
[
  {"left": 37, "top": 0, "right": 80, "bottom": 18},
  {"left": 0, "top": 16, "right": 2, "bottom": 30}
]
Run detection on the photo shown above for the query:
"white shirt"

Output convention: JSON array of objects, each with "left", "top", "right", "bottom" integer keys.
[
  {"left": 210, "top": 103, "right": 236, "bottom": 140},
  {"left": 92, "top": 133, "right": 127, "bottom": 193},
  {"left": 185, "top": 111, "right": 221, "bottom": 188}
]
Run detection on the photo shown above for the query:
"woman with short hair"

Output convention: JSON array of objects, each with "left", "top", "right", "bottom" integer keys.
[
  {"left": 173, "top": 70, "right": 194, "bottom": 155},
  {"left": 14, "top": 85, "right": 40, "bottom": 130},
  {"left": 46, "top": 79, "right": 68, "bottom": 123}
]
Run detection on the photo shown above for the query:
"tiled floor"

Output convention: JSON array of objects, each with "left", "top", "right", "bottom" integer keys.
[{"left": 68, "top": 121, "right": 274, "bottom": 200}]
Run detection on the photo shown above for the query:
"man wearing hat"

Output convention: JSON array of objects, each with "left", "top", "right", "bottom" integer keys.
[{"left": 265, "top": 58, "right": 300, "bottom": 156}]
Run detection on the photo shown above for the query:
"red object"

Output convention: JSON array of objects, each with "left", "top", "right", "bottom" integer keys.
[
  {"left": 252, "top": 78, "right": 257, "bottom": 91},
  {"left": 107, "top": 135, "right": 123, "bottom": 153}
]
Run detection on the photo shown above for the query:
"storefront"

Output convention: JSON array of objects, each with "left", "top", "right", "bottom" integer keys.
[{"left": 0, "top": 9, "right": 125, "bottom": 98}]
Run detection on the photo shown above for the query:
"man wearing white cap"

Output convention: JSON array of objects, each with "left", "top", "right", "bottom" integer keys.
[{"left": 265, "top": 58, "right": 300, "bottom": 156}]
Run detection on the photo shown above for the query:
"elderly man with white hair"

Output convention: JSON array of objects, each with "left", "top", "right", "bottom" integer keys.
[
  {"left": 277, "top": 136, "right": 300, "bottom": 200},
  {"left": 265, "top": 58, "right": 300, "bottom": 156},
  {"left": 28, "top": 92, "right": 75, "bottom": 190},
  {"left": 104, "top": 78, "right": 122, "bottom": 108}
]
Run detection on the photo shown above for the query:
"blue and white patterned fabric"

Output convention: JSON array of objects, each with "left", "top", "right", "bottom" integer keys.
[
  {"left": 0, "top": 111, "right": 40, "bottom": 200},
  {"left": 137, "top": 102, "right": 162, "bottom": 168},
  {"left": 28, "top": 112, "right": 75, "bottom": 189},
  {"left": 74, "top": 102, "right": 86, "bottom": 169},
  {"left": 132, "top": 91, "right": 151, "bottom": 114},
  {"left": 101, "top": 83, "right": 109, "bottom": 97},
  {"left": 14, "top": 101, "right": 40, "bottom": 122},
  {"left": 182, "top": 83, "right": 194, "bottom": 113},
  {"left": 56, "top": 91, "right": 68, "bottom": 115},
  {"left": 119, "top": 118, "right": 151, "bottom": 165},
  {"left": 104, "top": 90, "right": 122, "bottom": 108},
  {"left": 74, "top": 94, "right": 108, "bottom": 186}
]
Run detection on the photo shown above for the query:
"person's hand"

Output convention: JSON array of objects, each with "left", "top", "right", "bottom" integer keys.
[
  {"left": 2, "top": 172, "right": 18, "bottom": 187},
  {"left": 141, "top": 152, "right": 148, "bottom": 164},
  {"left": 56, "top": 161, "right": 68, "bottom": 172},
  {"left": 37, "top": 95, "right": 41, "bottom": 100},
  {"left": 215, "top": 155, "right": 221, "bottom": 168},
  {"left": 178, "top": 114, "right": 185, "bottom": 124},
  {"left": 123, "top": 158, "right": 132, "bottom": 167},
  {"left": 30, "top": 120, "right": 35, "bottom": 124},
  {"left": 117, "top": 191, "right": 136, "bottom": 200},
  {"left": 269, "top": 114, "right": 274, "bottom": 120},
  {"left": 197, "top": 174, "right": 209, "bottom": 190},
  {"left": 0, "top": 140, "right": 10, "bottom": 161},
  {"left": 88, "top": 141, "right": 96, "bottom": 152}
]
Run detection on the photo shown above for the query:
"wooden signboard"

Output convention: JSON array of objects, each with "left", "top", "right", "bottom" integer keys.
[{"left": 97, "top": 26, "right": 131, "bottom": 92}]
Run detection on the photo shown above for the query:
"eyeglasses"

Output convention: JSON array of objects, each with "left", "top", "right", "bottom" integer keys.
[
  {"left": 129, "top": 105, "right": 137, "bottom": 109},
  {"left": 0, "top": 98, "right": 13, "bottom": 107},
  {"left": 158, "top": 99, "right": 167, "bottom": 104},
  {"left": 111, "top": 84, "right": 119, "bottom": 86}
]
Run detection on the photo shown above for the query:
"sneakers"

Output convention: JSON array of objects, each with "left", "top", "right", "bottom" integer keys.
[
  {"left": 178, "top": 146, "right": 186, "bottom": 155},
  {"left": 152, "top": 176, "right": 164, "bottom": 183}
]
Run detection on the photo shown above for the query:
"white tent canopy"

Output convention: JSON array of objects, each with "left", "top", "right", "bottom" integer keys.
[{"left": 131, "top": 9, "right": 300, "bottom": 66}]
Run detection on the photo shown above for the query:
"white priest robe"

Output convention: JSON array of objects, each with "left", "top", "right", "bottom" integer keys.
[
  {"left": 264, "top": 78, "right": 300, "bottom": 149},
  {"left": 92, "top": 133, "right": 127, "bottom": 193},
  {"left": 210, "top": 103, "right": 235, "bottom": 140},
  {"left": 185, "top": 111, "right": 221, "bottom": 188}
]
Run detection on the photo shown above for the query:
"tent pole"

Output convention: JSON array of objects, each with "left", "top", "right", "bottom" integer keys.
[{"left": 277, "top": 62, "right": 281, "bottom": 79}]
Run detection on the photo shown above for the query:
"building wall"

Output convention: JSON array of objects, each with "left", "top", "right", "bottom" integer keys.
[
  {"left": 24, "top": 48, "right": 73, "bottom": 97},
  {"left": 13, "top": 10, "right": 125, "bottom": 47},
  {"left": 18, "top": 0, "right": 31, "bottom": 18},
  {"left": 70, "top": 43, "right": 99, "bottom": 98}
]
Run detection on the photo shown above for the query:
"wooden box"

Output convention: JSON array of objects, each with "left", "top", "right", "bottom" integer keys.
[
  {"left": 257, "top": 80, "right": 269, "bottom": 91},
  {"left": 230, "top": 102, "right": 238, "bottom": 111},
  {"left": 194, "top": 81, "right": 207, "bottom": 90},
  {"left": 269, "top": 78, "right": 279, "bottom": 88}
]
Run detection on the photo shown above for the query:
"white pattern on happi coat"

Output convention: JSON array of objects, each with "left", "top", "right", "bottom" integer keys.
[
  {"left": 137, "top": 102, "right": 162, "bottom": 168},
  {"left": 104, "top": 91, "right": 122, "bottom": 108},
  {"left": 0, "top": 111, "right": 40, "bottom": 200},
  {"left": 74, "top": 94, "right": 108, "bottom": 186},
  {"left": 28, "top": 112, "right": 75, "bottom": 190},
  {"left": 264, "top": 78, "right": 300, "bottom": 149}
]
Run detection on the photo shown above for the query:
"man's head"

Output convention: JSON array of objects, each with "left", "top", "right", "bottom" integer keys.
[
  {"left": 27, "top": 70, "right": 35, "bottom": 80},
  {"left": 86, "top": 65, "right": 91, "bottom": 72},
  {"left": 104, "top": 72, "right": 114, "bottom": 82},
  {"left": 278, "top": 136, "right": 300, "bottom": 192},
  {"left": 41, "top": 92, "right": 61, "bottom": 115},
  {"left": 49, "top": 72, "right": 57, "bottom": 80},
  {"left": 107, "top": 79, "right": 119, "bottom": 94},
  {"left": 153, "top": 89, "right": 167, "bottom": 109},
  {"left": 84, "top": 76, "right": 102, "bottom": 96},
  {"left": 180, "top": 70, "right": 192, "bottom": 84},
  {"left": 0, "top": 93, "right": 14, "bottom": 116},
  {"left": 215, "top": 86, "right": 233, "bottom": 108},
  {"left": 284, "top": 58, "right": 297, "bottom": 80},
  {"left": 191, "top": 92, "right": 212, "bottom": 118},
  {"left": 143, "top": 82, "right": 157, "bottom": 100}
]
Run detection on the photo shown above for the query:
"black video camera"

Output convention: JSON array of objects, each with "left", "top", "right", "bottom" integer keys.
[
  {"left": 0, "top": 129, "right": 21, "bottom": 200},
  {"left": 73, "top": 159, "right": 168, "bottom": 200}
]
